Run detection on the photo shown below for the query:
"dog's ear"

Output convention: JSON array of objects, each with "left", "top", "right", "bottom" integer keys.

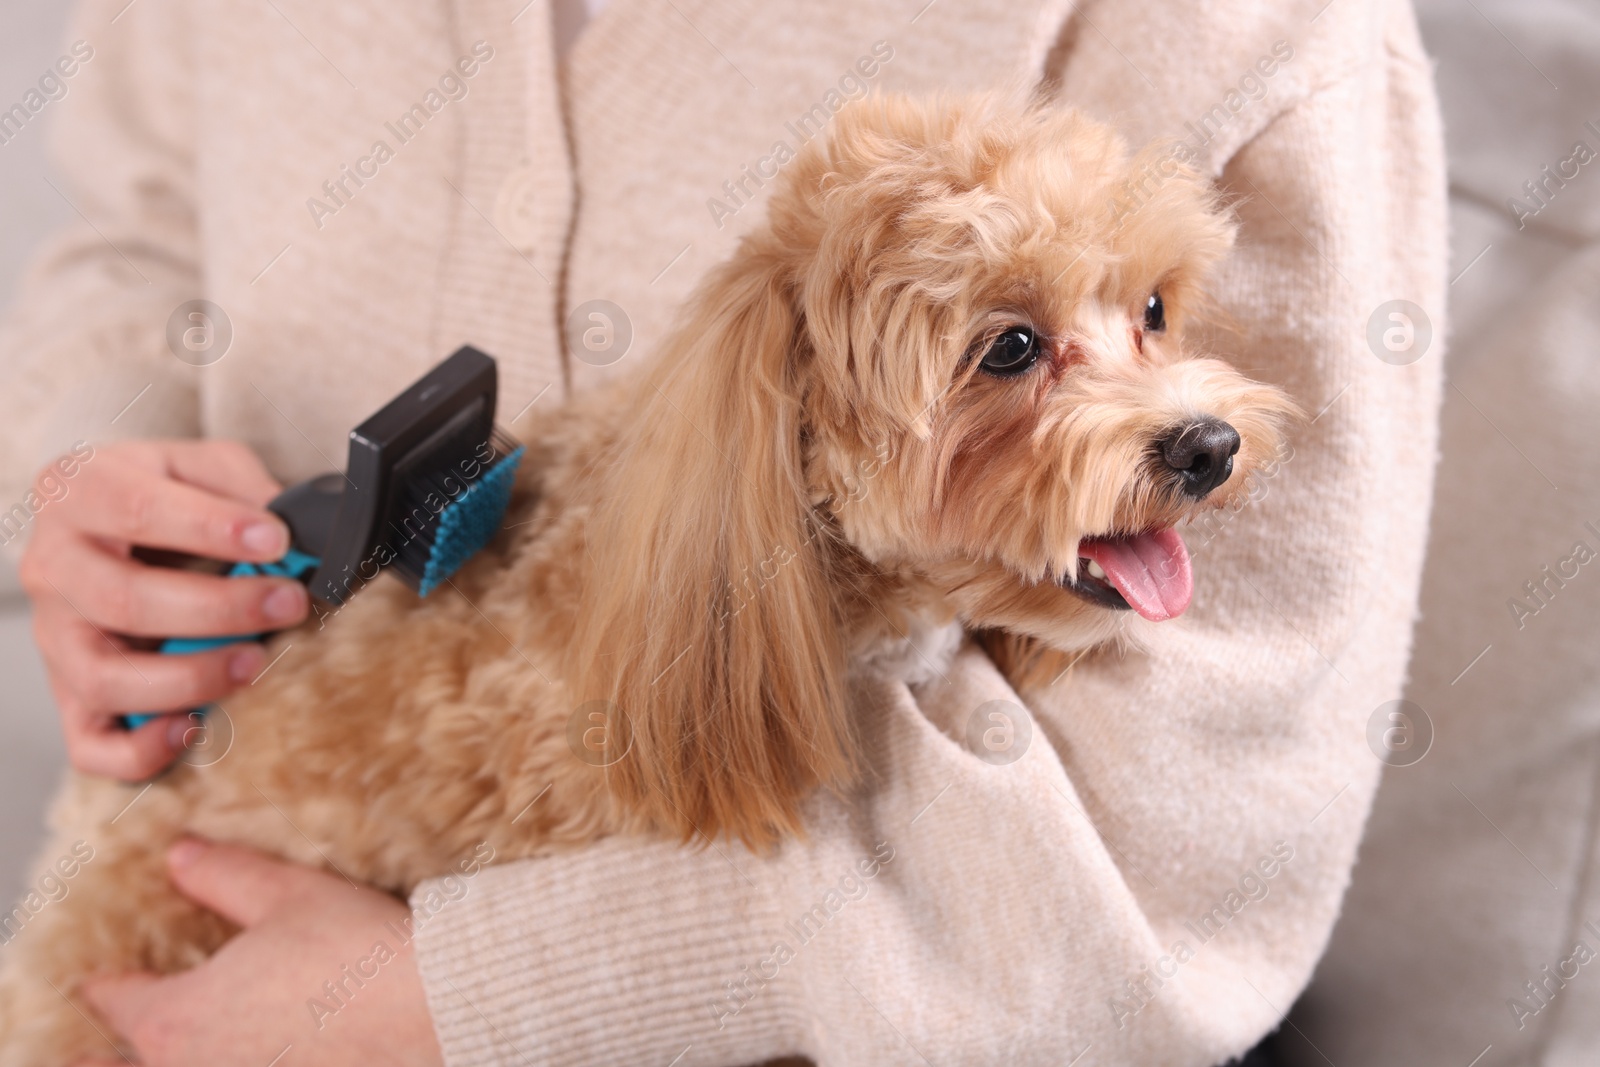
[{"left": 568, "top": 247, "right": 853, "bottom": 849}]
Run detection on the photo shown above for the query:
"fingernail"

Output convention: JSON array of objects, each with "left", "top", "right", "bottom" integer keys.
[
  {"left": 262, "top": 583, "right": 306, "bottom": 624},
  {"left": 168, "top": 838, "right": 206, "bottom": 869},
  {"left": 166, "top": 713, "right": 197, "bottom": 751},
  {"left": 229, "top": 645, "right": 267, "bottom": 684},
  {"left": 241, "top": 519, "right": 288, "bottom": 557}
]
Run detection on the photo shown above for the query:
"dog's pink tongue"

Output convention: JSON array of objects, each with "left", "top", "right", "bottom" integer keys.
[{"left": 1080, "top": 528, "right": 1193, "bottom": 621}]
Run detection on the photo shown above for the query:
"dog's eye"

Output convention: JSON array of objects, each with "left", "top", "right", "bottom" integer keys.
[
  {"left": 979, "top": 327, "right": 1039, "bottom": 377},
  {"left": 1143, "top": 291, "right": 1166, "bottom": 333}
]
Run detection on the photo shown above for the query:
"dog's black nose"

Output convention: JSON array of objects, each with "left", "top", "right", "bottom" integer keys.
[{"left": 1159, "top": 418, "right": 1241, "bottom": 498}]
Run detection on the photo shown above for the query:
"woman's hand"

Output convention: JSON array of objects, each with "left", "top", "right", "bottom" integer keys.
[
  {"left": 18, "top": 440, "right": 310, "bottom": 780},
  {"left": 75, "top": 839, "right": 443, "bottom": 1067}
]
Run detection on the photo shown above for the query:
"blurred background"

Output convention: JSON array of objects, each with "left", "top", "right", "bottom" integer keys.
[
  {"left": 0, "top": 1, "right": 1596, "bottom": 1064},
  {"left": 0, "top": 0, "right": 74, "bottom": 909}
]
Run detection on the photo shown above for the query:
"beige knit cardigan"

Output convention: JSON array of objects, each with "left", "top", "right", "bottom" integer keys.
[
  {"left": 0, "top": 0, "right": 1446, "bottom": 1064},
  {"left": 1290, "top": 2, "right": 1600, "bottom": 1063}
]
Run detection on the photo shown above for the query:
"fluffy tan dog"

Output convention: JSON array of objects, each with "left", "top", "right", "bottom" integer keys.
[{"left": 0, "top": 93, "right": 1294, "bottom": 1062}]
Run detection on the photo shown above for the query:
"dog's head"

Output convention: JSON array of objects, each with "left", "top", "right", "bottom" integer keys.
[
  {"left": 571, "top": 94, "right": 1296, "bottom": 845},
  {"left": 787, "top": 94, "right": 1297, "bottom": 649}
]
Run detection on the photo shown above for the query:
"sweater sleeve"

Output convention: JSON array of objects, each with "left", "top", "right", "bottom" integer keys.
[
  {"left": 410, "top": 5, "right": 1448, "bottom": 1066},
  {"left": 0, "top": 0, "right": 203, "bottom": 524}
]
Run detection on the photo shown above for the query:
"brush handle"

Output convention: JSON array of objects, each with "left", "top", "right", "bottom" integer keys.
[{"left": 119, "top": 548, "right": 321, "bottom": 730}]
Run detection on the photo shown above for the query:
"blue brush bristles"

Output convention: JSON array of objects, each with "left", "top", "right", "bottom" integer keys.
[{"left": 417, "top": 444, "right": 525, "bottom": 597}]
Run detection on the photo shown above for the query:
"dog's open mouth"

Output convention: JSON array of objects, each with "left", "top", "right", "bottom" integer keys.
[{"left": 1061, "top": 528, "right": 1193, "bottom": 621}]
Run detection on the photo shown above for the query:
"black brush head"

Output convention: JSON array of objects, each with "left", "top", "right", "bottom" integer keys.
[{"left": 289, "top": 346, "right": 521, "bottom": 605}]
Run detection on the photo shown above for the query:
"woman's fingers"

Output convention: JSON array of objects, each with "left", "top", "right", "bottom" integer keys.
[
  {"left": 78, "top": 973, "right": 165, "bottom": 1055},
  {"left": 163, "top": 837, "right": 338, "bottom": 928},
  {"left": 32, "top": 608, "right": 269, "bottom": 781},
  {"left": 48, "top": 684, "right": 189, "bottom": 781},
  {"left": 156, "top": 438, "right": 286, "bottom": 509},
  {"left": 27, "top": 530, "right": 307, "bottom": 638},
  {"left": 47, "top": 458, "right": 290, "bottom": 563},
  {"left": 34, "top": 605, "right": 268, "bottom": 706}
]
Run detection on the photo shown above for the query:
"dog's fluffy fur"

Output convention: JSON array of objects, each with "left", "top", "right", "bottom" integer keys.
[{"left": 0, "top": 93, "right": 1294, "bottom": 1062}]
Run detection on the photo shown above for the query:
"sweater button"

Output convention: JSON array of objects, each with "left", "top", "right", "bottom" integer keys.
[{"left": 494, "top": 163, "right": 545, "bottom": 252}]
